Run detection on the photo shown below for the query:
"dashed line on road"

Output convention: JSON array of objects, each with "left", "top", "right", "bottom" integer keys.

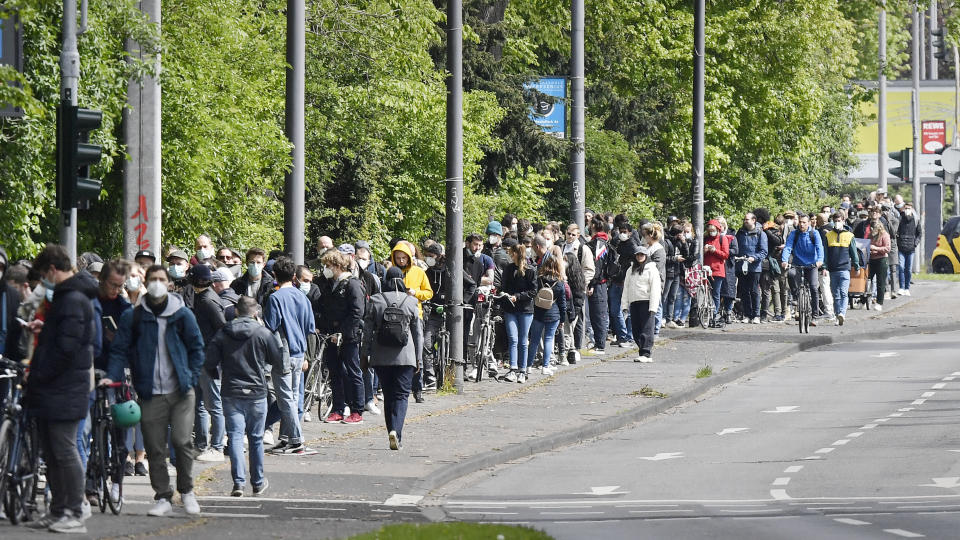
[
  {"left": 888, "top": 413, "right": 903, "bottom": 417},
  {"left": 874, "top": 418, "right": 891, "bottom": 423},
  {"left": 847, "top": 432, "right": 864, "bottom": 438},
  {"left": 803, "top": 455, "right": 822, "bottom": 460},
  {"left": 920, "top": 392, "right": 936, "bottom": 398},
  {"left": 862, "top": 423, "right": 879, "bottom": 429},
  {"left": 883, "top": 529, "right": 925, "bottom": 538},
  {"left": 834, "top": 518, "right": 871, "bottom": 525},
  {"left": 932, "top": 383, "right": 946, "bottom": 389},
  {"left": 772, "top": 477, "right": 791, "bottom": 486},
  {"left": 898, "top": 407, "right": 914, "bottom": 412},
  {"left": 815, "top": 447, "right": 835, "bottom": 454},
  {"left": 832, "top": 439, "right": 850, "bottom": 446},
  {"left": 784, "top": 466, "right": 804, "bottom": 473},
  {"left": 912, "top": 399, "right": 927, "bottom": 405},
  {"left": 770, "top": 489, "right": 791, "bottom": 500}
]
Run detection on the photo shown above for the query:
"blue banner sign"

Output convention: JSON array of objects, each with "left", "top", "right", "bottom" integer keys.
[{"left": 524, "top": 77, "right": 566, "bottom": 139}]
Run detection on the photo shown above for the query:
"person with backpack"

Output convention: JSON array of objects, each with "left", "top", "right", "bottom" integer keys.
[
  {"left": 735, "top": 213, "right": 768, "bottom": 324},
  {"left": 562, "top": 223, "right": 595, "bottom": 349},
  {"left": 781, "top": 213, "right": 825, "bottom": 317},
  {"left": 608, "top": 221, "right": 638, "bottom": 347},
  {"left": 500, "top": 243, "right": 537, "bottom": 383},
  {"left": 623, "top": 245, "right": 661, "bottom": 362},
  {"left": 364, "top": 267, "right": 423, "bottom": 451},
  {"left": 562, "top": 245, "right": 587, "bottom": 365},
  {"left": 525, "top": 254, "right": 567, "bottom": 377},
  {"left": 896, "top": 203, "right": 921, "bottom": 296}
]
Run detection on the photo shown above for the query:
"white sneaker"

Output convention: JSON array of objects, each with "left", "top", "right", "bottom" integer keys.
[
  {"left": 558, "top": 357, "right": 569, "bottom": 366},
  {"left": 182, "top": 491, "right": 201, "bottom": 515},
  {"left": 750, "top": 317, "right": 761, "bottom": 324},
  {"left": 466, "top": 368, "right": 478, "bottom": 382},
  {"left": 196, "top": 448, "right": 225, "bottom": 463},
  {"left": 303, "top": 412, "right": 312, "bottom": 423},
  {"left": 873, "top": 304, "right": 883, "bottom": 312},
  {"left": 263, "top": 430, "right": 275, "bottom": 447},
  {"left": 110, "top": 483, "right": 121, "bottom": 505},
  {"left": 541, "top": 366, "right": 557, "bottom": 376},
  {"left": 517, "top": 372, "right": 527, "bottom": 384},
  {"left": 344, "top": 406, "right": 351, "bottom": 416},
  {"left": 638, "top": 355, "right": 653, "bottom": 363},
  {"left": 80, "top": 499, "right": 92, "bottom": 519},
  {"left": 664, "top": 321, "right": 678, "bottom": 329},
  {"left": 903, "top": 289, "right": 911, "bottom": 296},
  {"left": 48, "top": 512, "right": 87, "bottom": 534},
  {"left": 503, "top": 370, "right": 518, "bottom": 383},
  {"left": 837, "top": 313, "right": 844, "bottom": 326},
  {"left": 148, "top": 498, "right": 173, "bottom": 517},
  {"left": 364, "top": 400, "right": 382, "bottom": 415}
]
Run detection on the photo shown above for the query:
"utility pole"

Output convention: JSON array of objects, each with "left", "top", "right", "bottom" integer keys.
[
  {"left": 445, "top": 0, "right": 465, "bottom": 393},
  {"left": 123, "top": 0, "right": 161, "bottom": 260},
  {"left": 59, "top": 0, "right": 79, "bottom": 261},
  {"left": 569, "top": 0, "right": 585, "bottom": 229},
  {"left": 929, "top": 0, "right": 939, "bottom": 80},
  {"left": 284, "top": 0, "right": 305, "bottom": 264},
  {"left": 879, "top": 1, "right": 888, "bottom": 191},
  {"left": 692, "top": 0, "right": 705, "bottom": 263},
  {"left": 912, "top": 4, "right": 924, "bottom": 264},
  {"left": 954, "top": 44, "right": 959, "bottom": 215}
]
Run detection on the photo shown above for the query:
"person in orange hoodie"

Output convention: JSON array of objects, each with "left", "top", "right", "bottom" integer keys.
[
  {"left": 703, "top": 220, "right": 730, "bottom": 318},
  {"left": 390, "top": 242, "right": 433, "bottom": 318}
]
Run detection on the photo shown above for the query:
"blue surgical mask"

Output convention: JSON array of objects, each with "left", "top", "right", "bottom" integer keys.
[
  {"left": 168, "top": 264, "right": 185, "bottom": 279},
  {"left": 41, "top": 277, "right": 56, "bottom": 291},
  {"left": 45, "top": 288, "right": 54, "bottom": 302},
  {"left": 247, "top": 262, "right": 262, "bottom": 278}
]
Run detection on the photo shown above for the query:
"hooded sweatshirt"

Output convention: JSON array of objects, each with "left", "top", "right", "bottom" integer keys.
[
  {"left": 703, "top": 220, "right": 730, "bottom": 278},
  {"left": 204, "top": 316, "right": 283, "bottom": 400},
  {"left": 390, "top": 243, "right": 433, "bottom": 317}
]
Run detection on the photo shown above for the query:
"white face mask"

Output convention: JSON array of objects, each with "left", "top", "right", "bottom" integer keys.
[
  {"left": 357, "top": 258, "right": 370, "bottom": 270},
  {"left": 168, "top": 264, "right": 186, "bottom": 279},
  {"left": 196, "top": 248, "right": 213, "bottom": 261},
  {"left": 425, "top": 257, "right": 437, "bottom": 268},
  {"left": 526, "top": 248, "right": 536, "bottom": 259},
  {"left": 833, "top": 221, "right": 843, "bottom": 231},
  {"left": 322, "top": 267, "right": 335, "bottom": 279},
  {"left": 146, "top": 280, "right": 168, "bottom": 300},
  {"left": 684, "top": 233, "right": 693, "bottom": 240},
  {"left": 488, "top": 235, "right": 500, "bottom": 245},
  {"left": 618, "top": 232, "right": 630, "bottom": 242},
  {"left": 785, "top": 219, "right": 794, "bottom": 228},
  {"left": 473, "top": 248, "right": 482, "bottom": 258},
  {"left": 299, "top": 281, "right": 311, "bottom": 294},
  {"left": 247, "top": 262, "right": 262, "bottom": 278},
  {"left": 124, "top": 276, "right": 141, "bottom": 291},
  {"left": 510, "top": 224, "right": 518, "bottom": 232}
]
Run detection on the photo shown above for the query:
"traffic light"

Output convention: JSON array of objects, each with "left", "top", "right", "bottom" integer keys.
[
  {"left": 56, "top": 104, "right": 103, "bottom": 210},
  {"left": 888, "top": 148, "right": 910, "bottom": 183},
  {"left": 935, "top": 145, "right": 949, "bottom": 181},
  {"left": 932, "top": 29, "right": 948, "bottom": 61}
]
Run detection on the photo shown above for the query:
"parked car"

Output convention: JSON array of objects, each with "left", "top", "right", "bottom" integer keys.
[{"left": 931, "top": 216, "right": 960, "bottom": 274}]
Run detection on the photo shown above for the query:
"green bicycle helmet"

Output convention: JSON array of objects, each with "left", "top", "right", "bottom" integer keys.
[{"left": 111, "top": 400, "right": 142, "bottom": 428}]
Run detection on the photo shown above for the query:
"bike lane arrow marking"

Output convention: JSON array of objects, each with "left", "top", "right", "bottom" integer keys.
[
  {"left": 716, "top": 428, "right": 749, "bottom": 436},
  {"left": 763, "top": 406, "right": 799, "bottom": 413},
  {"left": 575, "top": 486, "right": 628, "bottom": 495},
  {"left": 920, "top": 477, "right": 960, "bottom": 489}
]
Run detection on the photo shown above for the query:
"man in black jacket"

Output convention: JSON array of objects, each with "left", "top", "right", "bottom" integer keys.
[
  {"left": 26, "top": 245, "right": 99, "bottom": 533},
  {"left": 231, "top": 248, "right": 274, "bottom": 307},
  {"left": 896, "top": 203, "right": 921, "bottom": 296},
  {"left": 192, "top": 264, "right": 227, "bottom": 462},
  {"left": 205, "top": 296, "right": 282, "bottom": 497}
]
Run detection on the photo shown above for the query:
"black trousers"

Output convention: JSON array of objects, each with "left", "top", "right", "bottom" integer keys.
[
  {"left": 629, "top": 301, "right": 656, "bottom": 357},
  {"left": 374, "top": 366, "right": 414, "bottom": 443}
]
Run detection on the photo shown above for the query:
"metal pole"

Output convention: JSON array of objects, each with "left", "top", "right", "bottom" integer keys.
[
  {"left": 954, "top": 45, "right": 959, "bottom": 215},
  {"left": 929, "top": 0, "right": 938, "bottom": 80},
  {"left": 920, "top": 6, "right": 926, "bottom": 80},
  {"left": 123, "top": 0, "right": 161, "bottom": 259},
  {"left": 692, "top": 0, "right": 705, "bottom": 264},
  {"left": 59, "top": 0, "right": 79, "bottom": 262},
  {"left": 569, "top": 0, "right": 585, "bottom": 229},
  {"left": 879, "top": 2, "right": 888, "bottom": 191},
  {"left": 284, "top": 0, "right": 305, "bottom": 264},
  {"left": 446, "top": 0, "right": 465, "bottom": 393},
  {"left": 912, "top": 4, "right": 924, "bottom": 265}
]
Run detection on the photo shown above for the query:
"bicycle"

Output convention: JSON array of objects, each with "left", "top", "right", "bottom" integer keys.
[
  {"left": 0, "top": 356, "right": 43, "bottom": 524},
  {"left": 303, "top": 333, "right": 334, "bottom": 421},
  {"left": 687, "top": 263, "right": 722, "bottom": 329},
  {"left": 89, "top": 371, "right": 129, "bottom": 514},
  {"left": 423, "top": 302, "right": 451, "bottom": 388},
  {"left": 467, "top": 290, "right": 510, "bottom": 382},
  {"left": 789, "top": 264, "right": 816, "bottom": 334}
]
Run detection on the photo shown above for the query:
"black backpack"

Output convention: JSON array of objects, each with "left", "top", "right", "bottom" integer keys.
[{"left": 377, "top": 295, "right": 410, "bottom": 347}]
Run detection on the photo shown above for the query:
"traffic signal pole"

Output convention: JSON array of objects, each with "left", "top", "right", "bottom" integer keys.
[
  {"left": 59, "top": 0, "right": 79, "bottom": 262},
  {"left": 878, "top": 1, "right": 887, "bottom": 191},
  {"left": 912, "top": 4, "right": 923, "bottom": 265}
]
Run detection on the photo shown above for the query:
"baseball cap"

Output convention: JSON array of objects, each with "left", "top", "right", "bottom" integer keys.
[
  {"left": 337, "top": 243, "right": 356, "bottom": 255},
  {"left": 191, "top": 264, "right": 212, "bottom": 283},
  {"left": 486, "top": 221, "right": 504, "bottom": 236},
  {"left": 354, "top": 240, "right": 371, "bottom": 251},
  {"left": 212, "top": 268, "right": 233, "bottom": 283},
  {"left": 167, "top": 249, "right": 189, "bottom": 262},
  {"left": 425, "top": 243, "right": 444, "bottom": 256},
  {"left": 135, "top": 249, "right": 156, "bottom": 262}
]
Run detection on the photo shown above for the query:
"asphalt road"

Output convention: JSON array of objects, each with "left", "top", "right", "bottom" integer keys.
[{"left": 440, "top": 331, "right": 960, "bottom": 539}]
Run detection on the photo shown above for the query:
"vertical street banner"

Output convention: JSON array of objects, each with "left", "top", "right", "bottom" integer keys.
[
  {"left": 524, "top": 77, "right": 566, "bottom": 139},
  {"left": 921, "top": 120, "right": 946, "bottom": 154},
  {"left": 1, "top": 11, "right": 24, "bottom": 118}
]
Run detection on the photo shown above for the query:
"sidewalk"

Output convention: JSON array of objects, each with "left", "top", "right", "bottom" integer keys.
[{"left": 191, "top": 279, "right": 960, "bottom": 505}]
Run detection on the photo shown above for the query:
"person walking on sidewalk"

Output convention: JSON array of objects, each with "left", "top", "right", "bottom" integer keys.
[
  {"left": 25, "top": 245, "right": 99, "bottom": 533},
  {"left": 205, "top": 296, "right": 283, "bottom": 497},
  {"left": 623, "top": 245, "right": 661, "bottom": 362},
  {"left": 896, "top": 203, "right": 921, "bottom": 296},
  {"left": 191, "top": 264, "right": 227, "bottom": 463},
  {"left": 105, "top": 264, "right": 205, "bottom": 517},
  {"left": 263, "top": 257, "right": 316, "bottom": 454},
  {"left": 823, "top": 212, "right": 860, "bottom": 326},
  {"left": 365, "top": 267, "right": 423, "bottom": 451}
]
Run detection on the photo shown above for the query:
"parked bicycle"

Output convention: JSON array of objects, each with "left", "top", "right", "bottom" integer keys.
[
  {"left": 466, "top": 289, "right": 510, "bottom": 382},
  {"left": 89, "top": 370, "right": 133, "bottom": 515},
  {"left": 423, "top": 302, "right": 451, "bottom": 388},
  {"left": 687, "top": 263, "right": 723, "bottom": 329},
  {"left": 0, "top": 356, "right": 43, "bottom": 524},
  {"left": 303, "top": 333, "right": 334, "bottom": 421}
]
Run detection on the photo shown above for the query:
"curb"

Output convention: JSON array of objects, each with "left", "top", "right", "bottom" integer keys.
[{"left": 411, "top": 320, "right": 960, "bottom": 499}]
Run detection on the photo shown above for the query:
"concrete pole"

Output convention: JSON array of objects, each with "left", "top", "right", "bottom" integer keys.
[
  {"left": 912, "top": 4, "right": 924, "bottom": 265},
  {"left": 879, "top": 2, "right": 888, "bottom": 191},
  {"left": 692, "top": 0, "right": 705, "bottom": 263},
  {"left": 929, "top": 0, "right": 938, "bottom": 80},
  {"left": 123, "top": 0, "right": 161, "bottom": 259},
  {"left": 569, "top": 0, "right": 585, "bottom": 229},
  {"left": 920, "top": 7, "right": 926, "bottom": 80},
  {"left": 284, "top": 0, "right": 305, "bottom": 264},
  {"left": 445, "top": 0, "right": 465, "bottom": 393},
  {"left": 59, "top": 0, "right": 79, "bottom": 262}
]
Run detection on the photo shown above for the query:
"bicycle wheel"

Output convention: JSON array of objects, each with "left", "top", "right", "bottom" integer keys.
[
  {"left": 0, "top": 419, "right": 13, "bottom": 523},
  {"left": 303, "top": 358, "right": 323, "bottom": 415},
  {"left": 434, "top": 333, "right": 448, "bottom": 389},
  {"left": 105, "top": 426, "right": 124, "bottom": 514},
  {"left": 696, "top": 284, "right": 711, "bottom": 329},
  {"left": 797, "top": 286, "right": 810, "bottom": 334},
  {"left": 316, "top": 367, "right": 333, "bottom": 420},
  {"left": 94, "top": 422, "right": 109, "bottom": 513},
  {"left": 6, "top": 421, "right": 37, "bottom": 524}
]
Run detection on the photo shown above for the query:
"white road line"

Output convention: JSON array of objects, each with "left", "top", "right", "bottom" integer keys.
[
  {"left": 784, "top": 466, "right": 804, "bottom": 473},
  {"left": 614, "top": 504, "right": 680, "bottom": 508},
  {"left": 284, "top": 507, "right": 346, "bottom": 511},
  {"left": 770, "top": 489, "right": 791, "bottom": 500},
  {"left": 932, "top": 383, "right": 946, "bottom": 389},
  {"left": 847, "top": 432, "right": 864, "bottom": 438},
  {"left": 703, "top": 504, "right": 770, "bottom": 508},
  {"left": 530, "top": 505, "right": 595, "bottom": 509},
  {"left": 921, "top": 392, "right": 936, "bottom": 398},
  {"left": 199, "top": 496, "right": 377, "bottom": 504},
  {"left": 863, "top": 424, "right": 879, "bottom": 429},
  {"left": 809, "top": 506, "right": 875, "bottom": 511},
  {"left": 875, "top": 418, "right": 891, "bottom": 422},
  {"left": 772, "top": 478, "right": 791, "bottom": 486},
  {"left": 896, "top": 505, "right": 960, "bottom": 509},
  {"left": 943, "top": 377, "right": 955, "bottom": 381},
  {"left": 201, "top": 505, "right": 263, "bottom": 509},
  {"left": 888, "top": 413, "right": 904, "bottom": 417},
  {"left": 834, "top": 518, "right": 871, "bottom": 525},
  {"left": 883, "top": 529, "right": 925, "bottom": 538},
  {"left": 912, "top": 399, "right": 927, "bottom": 405},
  {"left": 628, "top": 509, "right": 695, "bottom": 514},
  {"left": 447, "top": 505, "right": 508, "bottom": 509},
  {"left": 448, "top": 511, "right": 519, "bottom": 515},
  {"left": 879, "top": 501, "right": 943, "bottom": 505},
  {"left": 539, "top": 511, "right": 607, "bottom": 515},
  {"left": 833, "top": 439, "right": 850, "bottom": 446},
  {"left": 898, "top": 407, "right": 914, "bottom": 412},
  {"left": 721, "top": 509, "right": 781, "bottom": 513},
  {"left": 815, "top": 447, "right": 835, "bottom": 454},
  {"left": 952, "top": 372, "right": 960, "bottom": 376},
  {"left": 199, "top": 512, "right": 269, "bottom": 519},
  {"left": 803, "top": 456, "right": 822, "bottom": 460}
]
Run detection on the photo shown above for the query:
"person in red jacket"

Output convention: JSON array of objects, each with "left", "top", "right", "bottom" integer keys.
[{"left": 703, "top": 220, "right": 730, "bottom": 317}]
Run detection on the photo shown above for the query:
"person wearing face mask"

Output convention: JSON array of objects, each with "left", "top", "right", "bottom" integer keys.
[
  {"left": 354, "top": 241, "right": 386, "bottom": 285},
  {"left": 166, "top": 249, "right": 195, "bottom": 309},
  {"left": 484, "top": 221, "right": 511, "bottom": 288},
  {"left": 623, "top": 245, "right": 661, "bottom": 362},
  {"left": 231, "top": 248, "right": 274, "bottom": 307},
  {"left": 703, "top": 221, "right": 730, "bottom": 321},
  {"left": 881, "top": 203, "right": 901, "bottom": 300},
  {"left": 665, "top": 224, "right": 696, "bottom": 328},
  {"left": 861, "top": 206, "right": 891, "bottom": 312},
  {"left": 562, "top": 224, "right": 594, "bottom": 352},
  {"left": 192, "top": 234, "right": 216, "bottom": 265},
  {"left": 608, "top": 220, "right": 638, "bottom": 347},
  {"left": 212, "top": 268, "right": 240, "bottom": 320},
  {"left": 896, "top": 203, "right": 921, "bottom": 296},
  {"left": 754, "top": 208, "right": 783, "bottom": 323},
  {"left": 781, "top": 214, "right": 825, "bottom": 319},
  {"left": 735, "top": 213, "right": 768, "bottom": 325},
  {"left": 24, "top": 245, "right": 99, "bottom": 533},
  {"left": 105, "top": 264, "right": 205, "bottom": 518},
  {"left": 190, "top": 264, "right": 228, "bottom": 463},
  {"left": 823, "top": 212, "right": 860, "bottom": 326},
  {"left": 336, "top": 244, "right": 384, "bottom": 411},
  {"left": 462, "top": 233, "right": 496, "bottom": 381},
  {"left": 421, "top": 243, "right": 477, "bottom": 388}
]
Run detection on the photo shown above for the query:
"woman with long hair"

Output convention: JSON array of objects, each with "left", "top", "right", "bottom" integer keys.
[
  {"left": 623, "top": 245, "right": 661, "bottom": 361},
  {"left": 525, "top": 254, "right": 567, "bottom": 377},
  {"left": 500, "top": 244, "right": 537, "bottom": 383}
]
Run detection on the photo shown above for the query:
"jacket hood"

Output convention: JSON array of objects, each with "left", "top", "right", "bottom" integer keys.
[
  {"left": 57, "top": 270, "right": 99, "bottom": 300},
  {"left": 224, "top": 316, "right": 261, "bottom": 339},
  {"left": 156, "top": 291, "right": 186, "bottom": 318},
  {"left": 707, "top": 220, "right": 724, "bottom": 233},
  {"left": 593, "top": 231, "right": 609, "bottom": 241},
  {"left": 763, "top": 221, "right": 778, "bottom": 230},
  {"left": 391, "top": 243, "right": 414, "bottom": 269},
  {"left": 0, "top": 246, "right": 7, "bottom": 268}
]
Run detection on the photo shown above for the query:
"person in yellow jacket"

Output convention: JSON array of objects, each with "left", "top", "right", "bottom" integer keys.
[{"left": 390, "top": 242, "right": 433, "bottom": 318}]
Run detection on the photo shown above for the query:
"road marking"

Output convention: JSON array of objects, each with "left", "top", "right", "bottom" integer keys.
[
  {"left": 770, "top": 489, "right": 791, "bottom": 500},
  {"left": 576, "top": 486, "right": 628, "bottom": 495},
  {"left": 847, "top": 432, "right": 864, "bottom": 438},
  {"left": 875, "top": 418, "right": 891, "bottom": 422},
  {"left": 284, "top": 506, "right": 346, "bottom": 511},
  {"left": 639, "top": 452, "right": 684, "bottom": 461},
  {"left": 762, "top": 406, "right": 799, "bottom": 413},
  {"left": 628, "top": 509, "right": 694, "bottom": 514},
  {"left": 952, "top": 372, "right": 960, "bottom": 376},
  {"left": 772, "top": 477, "right": 791, "bottom": 486},
  {"left": 920, "top": 477, "right": 960, "bottom": 489},
  {"left": 722, "top": 508, "right": 781, "bottom": 513},
  {"left": 912, "top": 399, "right": 927, "bottom": 405},
  {"left": 815, "top": 447, "right": 835, "bottom": 454},
  {"left": 862, "top": 424, "right": 878, "bottom": 429},
  {"left": 888, "top": 413, "right": 903, "bottom": 417},
  {"left": 871, "top": 352, "right": 899, "bottom": 358},
  {"left": 898, "top": 407, "right": 914, "bottom": 412},
  {"left": 834, "top": 518, "right": 871, "bottom": 525},
  {"left": 833, "top": 439, "right": 850, "bottom": 446},
  {"left": 896, "top": 504, "right": 960, "bottom": 509},
  {"left": 921, "top": 392, "right": 936, "bottom": 398},
  {"left": 614, "top": 504, "right": 679, "bottom": 508},
  {"left": 199, "top": 512, "right": 269, "bottom": 518},
  {"left": 202, "top": 504, "right": 263, "bottom": 509},
  {"left": 716, "top": 427, "right": 750, "bottom": 436},
  {"left": 383, "top": 494, "right": 423, "bottom": 506},
  {"left": 448, "top": 511, "right": 519, "bottom": 515},
  {"left": 531, "top": 505, "right": 594, "bottom": 509},
  {"left": 784, "top": 466, "right": 804, "bottom": 473},
  {"left": 883, "top": 529, "right": 925, "bottom": 538},
  {"left": 932, "top": 383, "right": 946, "bottom": 389},
  {"left": 943, "top": 377, "right": 955, "bottom": 381},
  {"left": 803, "top": 456, "right": 822, "bottom": 460},
  {"left": 199, "top": 495, "right": 378, "bottom": 504},
  {"left": 703, "top": 504, "right": 770, "bottom": 508},
  {"left": 539, "top": 511, "right": 607, "bottom": 515}
]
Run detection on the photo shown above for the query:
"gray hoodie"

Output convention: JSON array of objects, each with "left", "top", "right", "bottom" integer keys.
[{"left": 152, "top": 293, "right": 185, "bottom": 395}]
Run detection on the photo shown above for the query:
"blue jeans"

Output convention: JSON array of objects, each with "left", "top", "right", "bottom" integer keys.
[
  {"left": 662, "top": 277, "right": 680, "bottom": 324},
  {"left": 201, "top": 371, "right": 225, "bottom": 451},
  {"left": 899, "top": 251, "right": 914, "bottom": 290},
  {"left": 374, "top": 366, "right": 414, "bottom": 444},
  {"left": 588, "top": 283, "right": 609, "bottom": 349},
  {"left": 673, "top": 287, "right": 691, "bottom": 322},
  {"left": 193, "top": 384, "right": 209, "bottom": 450},
  {"left": 364, "top": 367, "right": 379, "bottom": 404},
  {"left": 223, "top": 397, "right": 266, "bottom": 488},
  {"left": 830, "top": 270, "right": 851, "bottom": 317},
  {"left": 607, "top": 284, "right": 632, "bottom": 341},
  {"left": 711, "top": 276, "right": 725, "bottom": 314},
  {"left": 504, "top": 311, "right": 534, "bottom": 370},
  {"left": 527, "top": 318, "right": 560, "bottom": 369},
  {"left": 270, "top": 356, "right": 303, "bottom": 445}
]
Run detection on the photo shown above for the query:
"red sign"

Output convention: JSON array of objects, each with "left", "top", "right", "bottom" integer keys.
[{"left": 922, "top": 120, "right": 946, "bottom": 154}]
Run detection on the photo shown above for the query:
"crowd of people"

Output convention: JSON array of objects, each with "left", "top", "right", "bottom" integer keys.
[{"left": 0, "top": 187, "right": 922, "bottom": 532}]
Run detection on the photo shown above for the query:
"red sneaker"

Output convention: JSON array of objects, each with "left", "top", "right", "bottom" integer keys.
[
  {"left": 341, "top": 412, "right": 364, "bottom": 424},
  {"left": 324, "top": 412, "right": 344, "bottom": 423}
]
